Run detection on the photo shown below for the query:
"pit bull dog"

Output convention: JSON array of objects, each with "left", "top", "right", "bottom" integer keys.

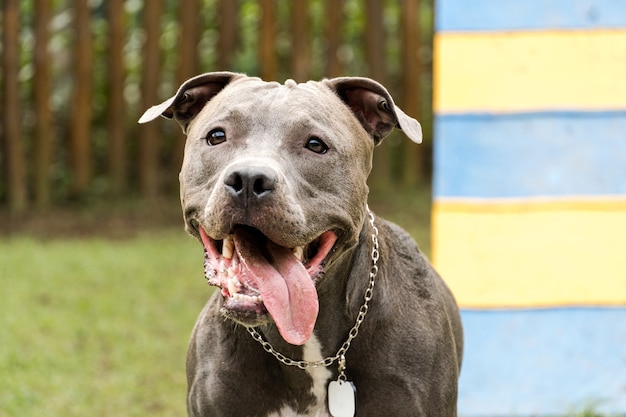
[{"left": 139, "top": 72, "right": 463, "bottom": 417}]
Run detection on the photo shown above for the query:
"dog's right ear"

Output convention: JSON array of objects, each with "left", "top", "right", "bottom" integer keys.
[
  {"left": 138, "top": 71, "right": 244, "bottom": 134},
  {"left": 324, "top": 77, "right": 422, "bottom": 145}
]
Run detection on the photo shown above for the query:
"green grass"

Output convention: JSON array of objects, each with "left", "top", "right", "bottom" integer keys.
[{"left": 0, "top": 230, "right": 208, "bottom": 416}]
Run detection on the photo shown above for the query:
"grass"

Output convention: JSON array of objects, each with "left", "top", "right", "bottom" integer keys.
[{"left": 0, "top": 230, "right": 207, "bottom": 416}]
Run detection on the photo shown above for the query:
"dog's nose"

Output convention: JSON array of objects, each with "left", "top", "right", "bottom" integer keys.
[{"left": 224, "top": 165, "right": 277, "bottom": 204}]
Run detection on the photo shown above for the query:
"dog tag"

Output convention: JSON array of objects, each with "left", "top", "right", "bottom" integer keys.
[{"left": 328, "top": 379, "right": 356, "bottom": 417}]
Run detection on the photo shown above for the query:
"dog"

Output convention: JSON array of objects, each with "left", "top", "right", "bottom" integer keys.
[{"left": 139, "top": 72, "right": 463, "bottom": 416}]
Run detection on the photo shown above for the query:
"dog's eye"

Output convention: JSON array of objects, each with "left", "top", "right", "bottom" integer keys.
[
  {"left": 305, "top": 137, "right": 329, "bottom": 154},
  {"left": 206, "top": 129, "right": 226, "bottom": 146}
]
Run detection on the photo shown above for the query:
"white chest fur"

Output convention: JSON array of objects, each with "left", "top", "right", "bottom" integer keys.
[
  {"left": 267, "top": 334, "right": 332, "bottom": 417},
  {"left": 266, "top": 407, "right": 331, "bottom": 417},
  {"left": 302, "top": 334, "right": 333, "bottom": 410}
]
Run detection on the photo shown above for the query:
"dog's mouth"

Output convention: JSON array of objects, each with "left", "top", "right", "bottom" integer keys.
[{"left": 199, "top": 225, "right": 338, "bottom": 345}]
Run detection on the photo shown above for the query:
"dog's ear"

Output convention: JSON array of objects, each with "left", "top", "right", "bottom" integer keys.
[
  {"left": 325, "top": 77, "right": 422, "bottom": 145},
  {"left": 138, "top": 71, "right": 244, "bottom": 133}
]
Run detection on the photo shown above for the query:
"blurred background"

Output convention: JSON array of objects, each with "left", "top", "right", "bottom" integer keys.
[{"left": 1, "top": 1, "right": 433, "bottom": 416}]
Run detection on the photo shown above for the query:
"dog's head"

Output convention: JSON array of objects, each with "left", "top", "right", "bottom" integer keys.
[{"left": 139, "top": 72, "right": 421, "bottom": 345}]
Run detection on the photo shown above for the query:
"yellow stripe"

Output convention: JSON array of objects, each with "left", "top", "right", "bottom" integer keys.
[
  {"left": 434, "top": 197, "right": 626, "bottom": 213},
  {"left": 434, "top": 29, "right": 626, "bottom": 113},
  {"left": 432, "top": 206, "right": 626, "bottom": 308}
]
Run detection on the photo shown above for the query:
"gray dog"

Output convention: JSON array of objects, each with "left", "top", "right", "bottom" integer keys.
[{"left": 139, "top": 72, "right": 463, "bottom": 417}]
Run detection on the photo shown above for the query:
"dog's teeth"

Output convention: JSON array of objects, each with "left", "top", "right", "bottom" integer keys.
[
  {"left": 228, "top": 278, "right": 238, "bottom": 296},
  {"left": 223, "top": 236, "right": 234, "bottom": 260},
  {"left": 293, "top": 246, "right": 304, "bottom": 261},
  {"left": 229, "top": 291, "right": 262, "bottom": 304}
]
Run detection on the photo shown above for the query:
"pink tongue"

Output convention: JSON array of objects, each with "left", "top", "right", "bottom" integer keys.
[{"left": 234, "top": 229, "right": 319, "bottom": 345}]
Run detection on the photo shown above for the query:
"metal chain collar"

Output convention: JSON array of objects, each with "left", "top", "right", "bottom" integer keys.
[{"left": 247, "top": 206, "right": 380, "bottom": 372}]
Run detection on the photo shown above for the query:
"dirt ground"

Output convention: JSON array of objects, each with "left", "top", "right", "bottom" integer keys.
[
  {"left": 0, "top": 197, "right": 184, "bottom": 239},
  {"left": 1, "top": 186, "right": 431, "bottom": 242}
]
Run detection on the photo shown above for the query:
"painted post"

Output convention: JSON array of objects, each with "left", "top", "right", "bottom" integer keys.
[{"left": 432, "top": 0, "right": 626, "bottom": 415}]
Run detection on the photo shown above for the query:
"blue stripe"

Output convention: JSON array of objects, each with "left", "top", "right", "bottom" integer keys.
[
  {"left": 433, "top": 111, "right": 626, "bottom": 199},
  {"left": 436, "top": 0, "right": 626, "bottom": 32},
  {"left": 459, "top": 308, "right": 626, "bottom": 416}
]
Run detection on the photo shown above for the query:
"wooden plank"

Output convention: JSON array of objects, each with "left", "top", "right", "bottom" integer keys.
[
  {"left": 139, "top": 0, "right": 163, "bottom": 198},
  {"left": 174, "top": 0, "right": 202, "bottom": 181},
  {"left": 1, "top": 0, "right": 27, "bottom": 212},
  {"left": 290, "top": 0, "right": 309, "bottom": 82},
  {"left": 106, "top": 0, "right": 127, "bottom": 196},
  {"left": 324, "top": 0, "right": 343, "bottom": 78},
  {"left": 70, "top": 0, "right": 93, "bottom": 197},
  {"left": 400, "top": 0, "right": 423, "bottom": 186},
  {"left": 364, "top": 0, "right": 390, "bottom": 188},
  {"left": 217, "top": 0, "right": 238, "bottom": 70},
  {"left": 259, "top": 0, "right": 277, "bottom": 80},
  {"left": 364, "top": 0, "right": 386, "bottom": 81},
  {"left": 34, "top": 0, "right": 53, "bottom": 207}
]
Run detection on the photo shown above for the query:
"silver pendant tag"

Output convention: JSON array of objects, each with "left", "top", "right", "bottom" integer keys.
[{"left": 328, "top": 379, "right": 356, "bottom": 417}]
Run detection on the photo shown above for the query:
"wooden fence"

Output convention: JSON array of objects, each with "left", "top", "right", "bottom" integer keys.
[{"left": 1, "top": 0, "right": 432, "bottom": 212}]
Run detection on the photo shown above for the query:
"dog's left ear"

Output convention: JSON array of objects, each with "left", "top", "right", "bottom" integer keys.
[
  {"left": 138, "top": 71, "right": 244, "bottom": 133},
  {"left": 325, "top": 77, "right": 422, "bottom": 145}
]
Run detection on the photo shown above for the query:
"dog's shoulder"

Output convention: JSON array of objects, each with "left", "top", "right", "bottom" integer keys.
[
  {"left": 377, "top": 218, "right": 431, "bottom": 278},
  {"left": 375, "top": 217, "right": 457, "bottom": 312}
]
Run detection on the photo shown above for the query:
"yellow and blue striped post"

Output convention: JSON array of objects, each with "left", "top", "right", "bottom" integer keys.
[{"left": 432, "top": 1, "right": 626, "bottom": 414}]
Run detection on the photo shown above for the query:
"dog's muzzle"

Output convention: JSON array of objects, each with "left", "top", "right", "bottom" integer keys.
[{"left": 200, "top": 224, "right": 337, "bottom": 345}]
